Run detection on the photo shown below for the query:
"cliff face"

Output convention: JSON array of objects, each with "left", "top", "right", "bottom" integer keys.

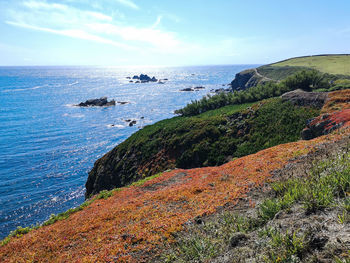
[
  {"left": 86, "top": 143, "right": 174, "bottom": 198},
  {"left": 230, "top": 68, "right": 271, "bottom": 91}
]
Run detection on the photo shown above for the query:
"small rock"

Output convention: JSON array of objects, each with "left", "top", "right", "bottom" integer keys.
[
  {"left": 180, "top": 88, "right": 194, "bottom": 91},
  {"left": 301, "top": 128, "right": 314, "bottom": 140},
  {"left": 194, "top": 216, "right": 203, "bottom": 224},
  {"left": 309, "top": 235, "right": 329, "bottom": 250},
  {"left": 129, "top": 120, "right": 137, "bottom": 127}
]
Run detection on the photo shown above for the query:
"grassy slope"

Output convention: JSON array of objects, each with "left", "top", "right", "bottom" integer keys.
[
  {"left": 1, "top": 90, "right": 350, "bottom": 262},
  {"left": 269, "top": 55, "right": 350, "bottom": 76},
  {"left": 165, "top": 148, "right": 350, "bottom": 263}
]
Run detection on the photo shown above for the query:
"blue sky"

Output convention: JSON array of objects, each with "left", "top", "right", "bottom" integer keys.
[{"left": 0, "top": 0, "right": 349, "bottom": 66}]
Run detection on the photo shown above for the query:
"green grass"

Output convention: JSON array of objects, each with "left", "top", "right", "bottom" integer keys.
[
  {"left": 270, "top": 55, "right": 350, "bottom": 75},
  {"left": 257, "top": 65, "right": 313, "bottom": 81}
]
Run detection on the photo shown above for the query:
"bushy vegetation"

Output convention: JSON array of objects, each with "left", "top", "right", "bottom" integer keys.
[
  {"left": 175, "top": 70, "right": 329, "bottom": 117},
  {"left": 114, "top": 98, "right": 318, "bottom": 176}
]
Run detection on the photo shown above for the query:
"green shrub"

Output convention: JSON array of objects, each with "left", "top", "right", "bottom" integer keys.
[
  {"left": 175, "top": 69, "right": 333, "bottom": 117},
  {"left": 282, "top": 69, "right": 330, "bottom": 92},
  {"left": 265, "top": 229, "right": 307, "bottom": 262}
]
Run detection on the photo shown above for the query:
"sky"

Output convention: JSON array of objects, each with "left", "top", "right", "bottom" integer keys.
[{"left": 0, "top": 0, "right": 349, "bottom": 66}]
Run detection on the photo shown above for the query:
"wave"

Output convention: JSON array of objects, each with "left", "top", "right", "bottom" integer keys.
[
  {"left": 107, "top": 124, "right": 124, "bottom": 128},
  {"left": 68, "top": 81, "right": 79, "bottom": 86},
  {"left": 62, "top": 113, "right": 85, "bottom": 118},
  {"left": 2, "top": 86, "right": 46, "bottom": 93}
]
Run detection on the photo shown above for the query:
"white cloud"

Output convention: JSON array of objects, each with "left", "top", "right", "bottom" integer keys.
[
  {"left": 5, "top": 0, "right": 188, "bottom": 53},
  {"left": 86, "top": 22, "right": 181, "bottom": 51},
  {"left": 152, "top": 16, "right": 162, "bottom": 28},
  {"left": 115, "top": 0, "right": 138, "bottom": 10},
  {"left": 6, "top": 21, "right": 133, "bottom": 50},
  {"left": 85, "top": 11, "right": 113, "bottom": 21},
  {"left": 23, "top": 1, "right": 68, "bottom": 11}
]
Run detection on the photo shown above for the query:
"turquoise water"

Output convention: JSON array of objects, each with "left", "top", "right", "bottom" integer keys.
[{"left": 0, "top": 65, "right": 255, "bottom": 238}]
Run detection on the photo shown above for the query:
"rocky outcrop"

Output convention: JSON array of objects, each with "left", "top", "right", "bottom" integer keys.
[
  {"left": 281, "top": 89, "right": 328, "bottom": 109},
  {"left": 230, "top": 68, "right": 271, "bottom": 91},
  {"left": 131, "top": 74, "right": 158, "bottom": 83},
  {"left": 301, "top": 109, "right": 350, "bottom": 140},
  {"left": 77, "top": 97, "right": 115, "bottom": 107}
]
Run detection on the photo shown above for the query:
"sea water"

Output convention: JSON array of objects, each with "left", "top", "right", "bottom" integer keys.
[{"left": 0, "top": 65, "right": 256, "bottom": 238}]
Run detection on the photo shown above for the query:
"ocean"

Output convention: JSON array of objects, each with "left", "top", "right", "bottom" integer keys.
[{"left": 0, "top": 65, "right": 256, "bottom": 239}]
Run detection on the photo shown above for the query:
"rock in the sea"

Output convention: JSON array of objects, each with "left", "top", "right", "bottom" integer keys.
[
  {"left": 129, "top": 120, "right": 137, "bottom": 127},
  {"left": 77, "top": 97, "right": 116, "bottom": 107},
  {"left": 117, "top": 101, "right": 129, "bottom": 105},
  {"left": 139, "top": 74, "right": 158, "bottom": 82},
  {"left": 131, "top": 74, "right": 159, "bottom": 83},
  {"left": 180, "top": 88, "right": 194, "bottom": 91},
  {"left": 126, "top": 77, "right": 131, "bottom": 79},
  {"left": 194, "top": 86, "right": 205, "bottom": 90}
]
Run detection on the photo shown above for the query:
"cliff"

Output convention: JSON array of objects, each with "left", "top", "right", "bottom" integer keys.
[
  {"left": 86, "top": 97, "right": 320, "bottom": 198},
  {"left": 230, "top": 54, "right": 350, "bottom": 92},
  {"left": 229, "top": 68, "right": 272, "bottom": 91}
]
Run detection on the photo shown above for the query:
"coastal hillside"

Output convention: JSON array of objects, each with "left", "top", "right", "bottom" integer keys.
[
  {"left": 231, "top": 54, "right": 350, "bottom": 90},
  {"left": 86, "top": 98, "right": 319, "bottom": 197},
  {"left": 1, "top": 89, "right": 350, "bottom": 262},
  {"left": 86, "top": 55, "right": 350, "bottom": 197}
]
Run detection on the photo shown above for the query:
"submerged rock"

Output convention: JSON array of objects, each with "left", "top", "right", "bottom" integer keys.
[{"left": 77, "top": 97, "right": 116, "bottom": 107}]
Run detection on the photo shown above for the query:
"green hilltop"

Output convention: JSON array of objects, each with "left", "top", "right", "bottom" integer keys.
[{"left": 270, "top": 54, "right": 350, "bottom": 75}]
